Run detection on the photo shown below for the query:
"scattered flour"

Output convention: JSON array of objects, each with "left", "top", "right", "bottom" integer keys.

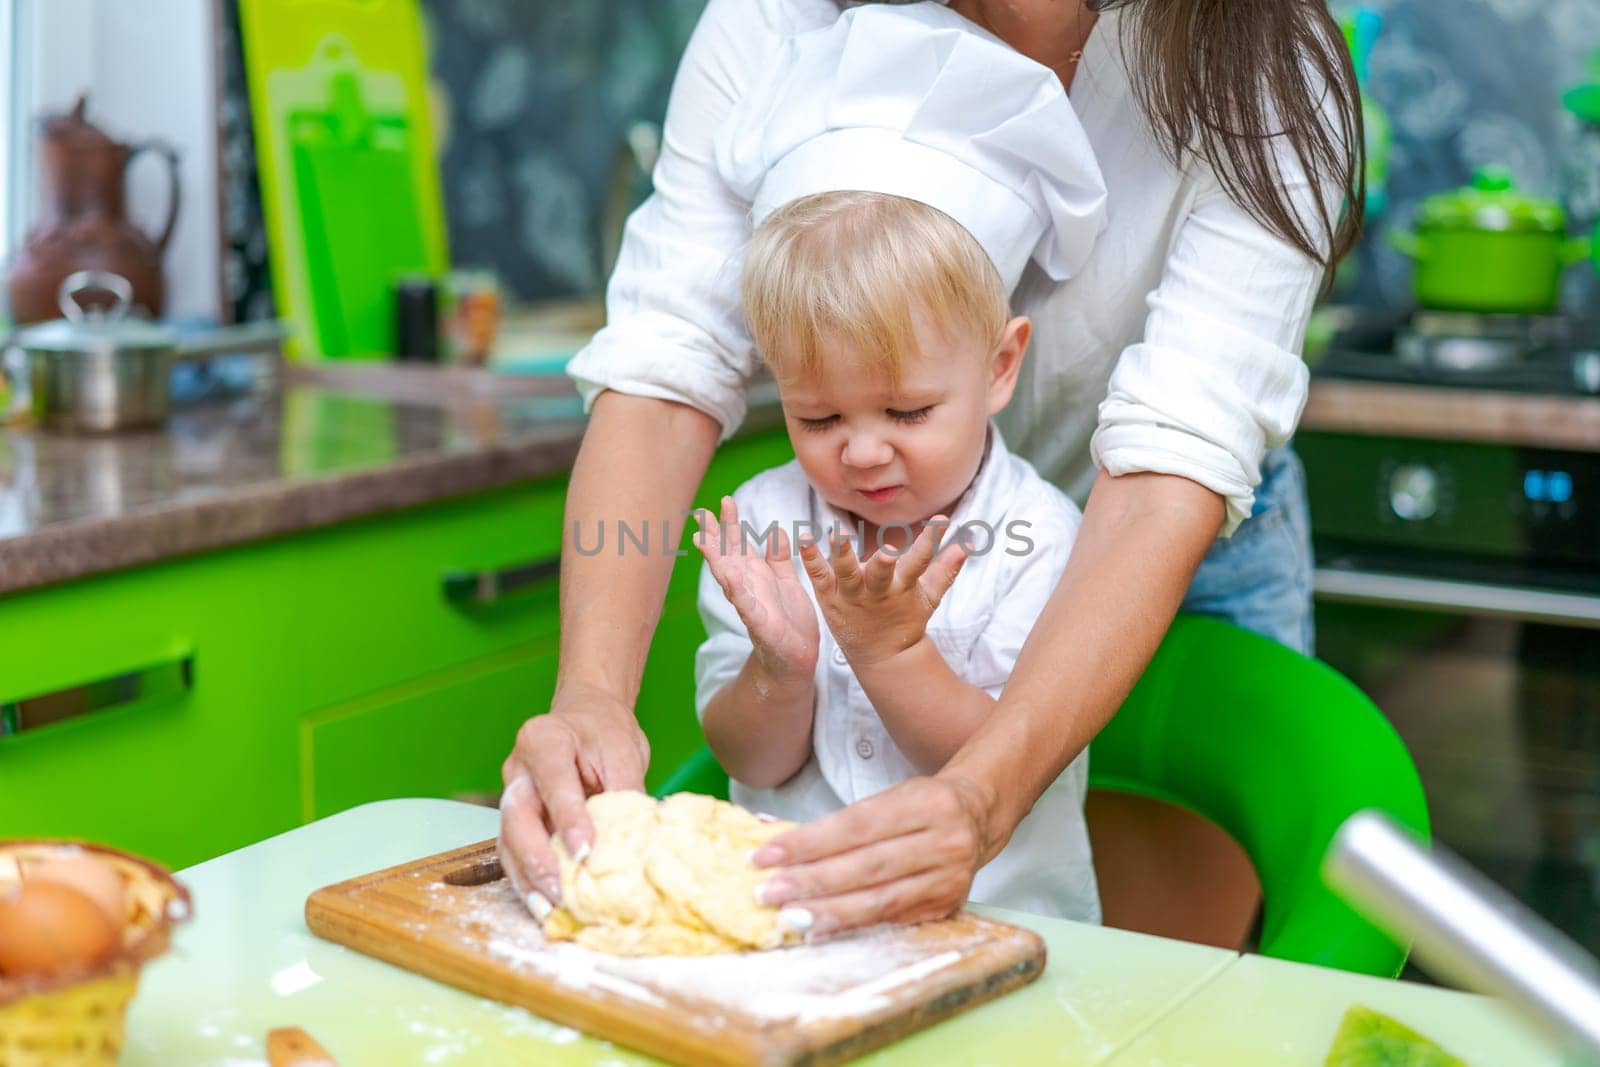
[{"left": 447, "top": 879, "right": 965, "bottom": 1024}]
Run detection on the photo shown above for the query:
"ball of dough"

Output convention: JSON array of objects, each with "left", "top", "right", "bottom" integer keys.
[{"left": 544, "top": 791, "right": 797, "bottom": 956}]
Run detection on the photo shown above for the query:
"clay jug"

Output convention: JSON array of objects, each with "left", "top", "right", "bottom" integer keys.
[{"left": 7, "top": 96, "right": 181, "bottom": 324}]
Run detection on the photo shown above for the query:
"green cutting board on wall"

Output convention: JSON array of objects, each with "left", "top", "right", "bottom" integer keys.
[{"left": 238, "top": 0, "right": 448, "bottom": 360}]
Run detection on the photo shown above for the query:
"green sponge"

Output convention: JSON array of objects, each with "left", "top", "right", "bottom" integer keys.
[{"left": 1324, "top": 1005, "right": 1469, "bottom": 1067}]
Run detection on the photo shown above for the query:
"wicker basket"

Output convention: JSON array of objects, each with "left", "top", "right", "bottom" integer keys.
[{"left": 0, "top": 842, "right": 191, "bottom": 1067}]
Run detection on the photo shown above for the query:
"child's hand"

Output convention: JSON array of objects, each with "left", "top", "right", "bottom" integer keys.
[
  {"left": 799, "top": 519, "right": 968, "bottom": 666},
  {"left": 694, "top": 497, "right": 820, "bottom": 682}
]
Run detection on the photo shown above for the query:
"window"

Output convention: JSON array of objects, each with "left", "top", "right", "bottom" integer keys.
[
  {"left": 0, "top": 2, "right": 218, "bottom": 319},
  {"left": 0, "top": 0, "right": 31, "bottom": 262}
]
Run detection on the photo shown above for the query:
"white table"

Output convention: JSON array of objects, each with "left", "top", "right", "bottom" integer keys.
[{"left": 120, "top": 799, "right": 1562, "bottom": 1065}]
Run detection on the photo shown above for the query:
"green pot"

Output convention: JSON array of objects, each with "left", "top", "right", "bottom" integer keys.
[{"left": 1388, "top": 167, "right": 1594, "bottom": 315}]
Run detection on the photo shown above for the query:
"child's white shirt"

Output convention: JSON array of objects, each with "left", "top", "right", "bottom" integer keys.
[{"left": 694, "top": 425, "right": 1099, "bottom": 923}]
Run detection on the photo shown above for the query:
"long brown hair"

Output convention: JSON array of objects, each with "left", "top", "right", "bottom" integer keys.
[{"left": 1092, "top": 0, "right": 1365, "bottom": 274}]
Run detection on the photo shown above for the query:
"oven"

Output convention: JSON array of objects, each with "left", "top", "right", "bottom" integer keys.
[{"left": 1299, "top": 311, "right": 1600, "bottom": 958}]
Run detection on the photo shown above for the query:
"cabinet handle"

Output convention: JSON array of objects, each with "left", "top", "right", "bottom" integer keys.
[
  {"left": 1, "top": 654, "right": 193, "bottom": 737},
  {"left": 1314, "top": 568, "right": 1600, "bottom": 628},
  {"left": 442, "top": 556, "right": 562, "bottom": 606}
]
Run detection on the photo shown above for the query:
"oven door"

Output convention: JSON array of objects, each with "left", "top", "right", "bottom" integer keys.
[
  {"left": 1298, "top": 426, "right": 1600, "bottom": 957},
  {"left": 1312, "top": 591, "right": 1600, "bottom": 959}
]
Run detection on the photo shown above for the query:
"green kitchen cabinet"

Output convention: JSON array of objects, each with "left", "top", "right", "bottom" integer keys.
[
  {"left": 279, "top": 476, "right": 569, "bottom": 713},
  {"left": 288, "top": 474, "right": 569, "bottom": 821},
  {"left": 291, "top": 423, "right": 795, "bottom": 813},
  {"left": 0, "top": 476, "right": 569, "bottom": 869},
  {"left": 303, "top": 637, "right": 560, "bottom": 820},
  {"left": 0, "top": 537, "right": 303, "bottom": 869},
  {"left": 0, "top": 425, "right": 793, "bottom": 868}
]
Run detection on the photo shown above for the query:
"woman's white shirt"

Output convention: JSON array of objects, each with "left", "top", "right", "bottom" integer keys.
[
  {"left": 567, "top": 0, "right": 1337, "bottom": 534},
  {"left": 693, "top": 427, "right": 1100, "bottom": 922}
]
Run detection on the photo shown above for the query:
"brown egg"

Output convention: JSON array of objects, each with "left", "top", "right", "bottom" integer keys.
[
  {"left": 0, "top": 881, "right": 120, "bottom": 976},
  {"left": 26, "top": 853, "right": 125, "bottom": 927}
]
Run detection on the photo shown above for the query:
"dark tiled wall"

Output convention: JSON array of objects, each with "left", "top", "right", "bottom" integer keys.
[
  {"left": 1335, "top": 1, "right": 1600, "bottom": 320},
  {"left": 222, "top": 1, "right": 1600, "bottom": 317},
  {"left": 424, "top": 0, "right": 706, "bottom": 299}
]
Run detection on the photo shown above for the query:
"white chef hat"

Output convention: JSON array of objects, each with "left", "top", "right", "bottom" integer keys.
[{"left": 715, "top": 1, "right": 1107, "bottom": 294}]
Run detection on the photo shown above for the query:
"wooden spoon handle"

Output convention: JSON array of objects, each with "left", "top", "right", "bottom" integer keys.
[{"left": 266, "top": 1026, "right": 338, "bottom": 1067}]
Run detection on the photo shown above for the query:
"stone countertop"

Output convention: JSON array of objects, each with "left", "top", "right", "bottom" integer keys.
[
  {"left": 6, "top": 365, "right": 1590, "bottom": 598},
  {"left": 1300, "top": 377, "right": 1600, "bottom": 452},
  {"left": 0, "top": 370, "right": 783, "bottom": 597}
]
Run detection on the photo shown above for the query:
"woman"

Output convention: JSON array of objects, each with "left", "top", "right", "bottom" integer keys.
[{"left": 498, "top": 0, "right": 1362, "bottom": 937}]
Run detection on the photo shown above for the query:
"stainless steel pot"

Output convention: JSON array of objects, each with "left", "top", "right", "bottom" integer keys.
[{"left": 15, "top": 271, "right": 286, "bottom": 432}]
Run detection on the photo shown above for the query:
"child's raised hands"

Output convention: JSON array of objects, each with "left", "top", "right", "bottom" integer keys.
[
  {"left": 693, "top": 496, "right": 820, "bottom": 682},
  {"left": 799, "top": 519, "right": 968, "bottom": 667}
]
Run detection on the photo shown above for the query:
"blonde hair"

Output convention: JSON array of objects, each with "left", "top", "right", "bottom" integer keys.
[{"left": 740, "top": 191, "right": 1009, "bottom": 384}]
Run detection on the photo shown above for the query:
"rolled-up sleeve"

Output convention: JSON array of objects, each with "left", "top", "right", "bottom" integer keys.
[
  {"left": 1091, "top": 115, "right": 1342, "bottom": 536},
  {"left": 567, "top": 0, "right": 781, "bottom": 438}
]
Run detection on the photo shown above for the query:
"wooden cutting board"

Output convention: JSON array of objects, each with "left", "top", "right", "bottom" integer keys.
[{"left": 306, "top": 839, "right": 1045, "bottom": 1067}]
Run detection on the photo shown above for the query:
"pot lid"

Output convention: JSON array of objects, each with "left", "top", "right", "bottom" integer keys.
[
  {"left": 18, "top": 315, "right": 174, "bottom": 353},
  {"left": 15, "top": 269, "right": 175, "bottom": 352},
  {"left": 1415, "top": 167, "right": 1566, "bottom": 233}
]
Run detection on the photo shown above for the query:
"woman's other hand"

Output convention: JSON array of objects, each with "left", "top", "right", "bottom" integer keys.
[
  {"left": 694, "top": 497, "right": 820, "bottom": 682},
  {"left": 751, "top": 773, "right": 1000, "bottom": 937},
  {"left": 497, "top": 682, "right": 651, "bottom": 904}
]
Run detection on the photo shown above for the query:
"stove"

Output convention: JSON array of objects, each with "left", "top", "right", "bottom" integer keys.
[
  {"left": 1314, "top": 310, "right": 1600, "bottom": 397},
  {"left": 1306, "top": 309, "right": 1600, "bottom": 603}
]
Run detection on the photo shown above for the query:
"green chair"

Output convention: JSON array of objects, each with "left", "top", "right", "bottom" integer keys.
[
  {"left": 656, "top": 745, "right": 732, "bottom": 802},
  {"left": 1088, "top": 614, "right": 1428, "bottom": 977},
  {"left": 654, "top": 613, "right": 1430, "bottom": 978}
]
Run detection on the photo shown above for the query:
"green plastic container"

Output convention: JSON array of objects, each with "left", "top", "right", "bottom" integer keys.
[{"left": 1388, "top": 168, "right": 1593, "bottom": 315}]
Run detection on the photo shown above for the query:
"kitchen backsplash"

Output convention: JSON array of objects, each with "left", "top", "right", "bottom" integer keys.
[
  {"left": 1336, "top": 0, "right": 1600, "bottom": 322},
  {"left": 422, "top": 0, "right": 706, "bottom": 300},
  {"left": 221, "top": 0, "right": 1600, "bottom": 320}
]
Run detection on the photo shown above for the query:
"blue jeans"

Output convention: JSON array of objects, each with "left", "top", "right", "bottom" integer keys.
[{"left": 1178, "top": 444, "right": 1315, "bottom": 655}]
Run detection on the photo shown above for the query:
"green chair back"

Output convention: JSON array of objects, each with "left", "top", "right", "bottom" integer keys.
[
  {"left": 653, "top": 613, "right": 1430, "bottom": 977},
  {"left": 1090, "top": 614, "right": 1428, "bottom": 976},
  {"left": 655, "top": 745, "right": 731, "bottom": 802}
]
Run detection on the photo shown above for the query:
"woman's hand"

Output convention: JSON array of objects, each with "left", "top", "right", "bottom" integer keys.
[
  {"left": 694, "top": 497, "right": 819, "bottom": 682},
  {"left": 750, "top": 773, "right": 1000, "bottom": 936},
  {"left": 496, "top": 682, "right": 651, "bottom": 905},
  {"left": 800, "top": 521, "right": 967, "bottom": 666}
]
